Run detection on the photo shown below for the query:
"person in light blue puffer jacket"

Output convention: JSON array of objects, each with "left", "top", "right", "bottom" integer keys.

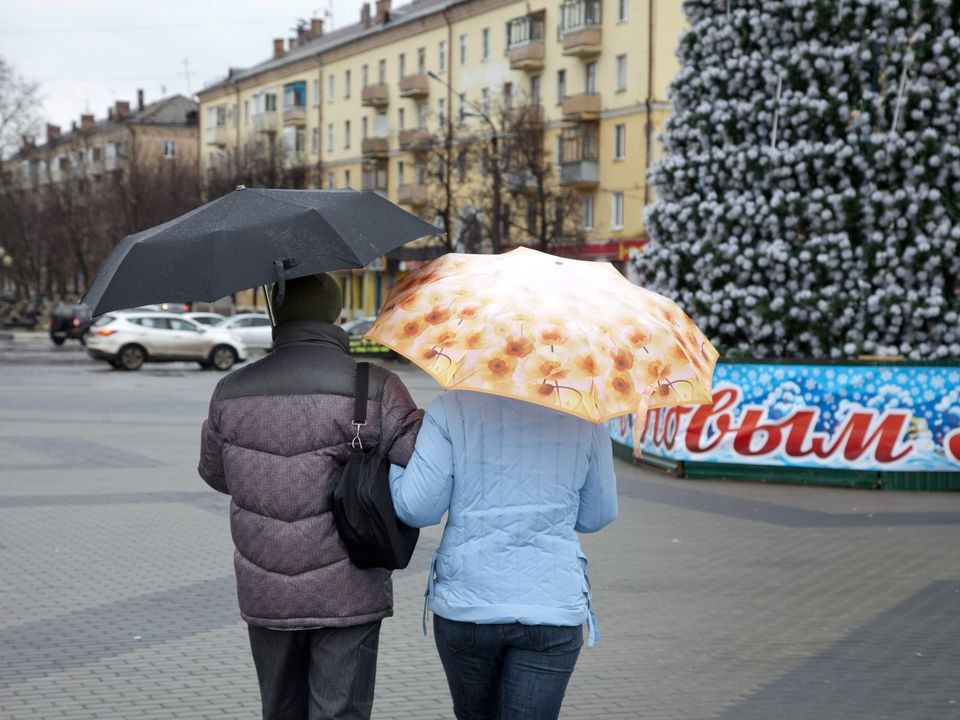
[{"left": 390, "top": 390, "right": 618, "bottom": 720}]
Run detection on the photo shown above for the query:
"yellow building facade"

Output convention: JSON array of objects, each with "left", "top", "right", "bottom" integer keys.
[{"left": 198, "top": 0, "right": 683, "bottom": 316}]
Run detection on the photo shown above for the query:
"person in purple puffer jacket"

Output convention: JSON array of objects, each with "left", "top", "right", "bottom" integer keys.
[{"left": 198, "top": 273, "right": 422, "bottom": 720}]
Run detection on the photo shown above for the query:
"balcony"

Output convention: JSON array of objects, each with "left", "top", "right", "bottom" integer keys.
[
  {"left": 560, "top": 159, "right": 599, "bottom": 186},
  {"left": 253, "top": 111, "right": 279, "bottom": 133},
  {"left": 398, "top": 128, "right": 433, "bottom": 151},
  {"left": 560, "top": 0, "right": 602, "bottom": 56},
  {"left": 507, "top": 41, "right": 545, "bottom": 71},
  {"left": 506, "top": 104, "right": 545, "bottom": 130},
  {"left": 507, "top": 168, "right": 538, "bottom": 195},
  {"left": 205, "top": 125, "right": 230, "bottom": 147},
  {"left": 361, "top": 136, "right": 389, "bottom": 157},
  {"left": 362, "top": 162, "right": 388, "bottom": 198},
  {"left": 560, "top": 124, "right": 599, "bottom": 187},
  {"left": 506, "top": 13, "right": 546, "bottom": 71},
  {"left": 397, "top": 183, "right": 428, "bottom": 207},
  {"left": 283, "top": 106, "right": 307, "bottom": 125},
  {"left": 361, "top": 83, "right": 390, "bottom": 108},
  {"left": 561, "top": 93, "right": 601, "bottom": 121},
  {"left": 399, "top": 74, "right": 430, "bottom": 98}
]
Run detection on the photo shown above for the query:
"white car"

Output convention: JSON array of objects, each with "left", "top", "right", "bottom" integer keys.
[
  {"left": 218, "top": 313, "right": 273, "bottom": 351},
  {"left": 186, "top": 312, "right": 226, "bottom": 326},
  {"left": 85, "top": 312, "right": 248, "bottom": 371}
]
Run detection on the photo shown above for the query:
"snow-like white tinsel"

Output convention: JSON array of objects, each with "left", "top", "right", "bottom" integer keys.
[{"left": 637, "top": 0, "right": 960, "bottom": 359}]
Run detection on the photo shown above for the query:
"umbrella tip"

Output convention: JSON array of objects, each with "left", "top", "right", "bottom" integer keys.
[{"left": 235, "top": 184, "right": 246, "bottom": 190}]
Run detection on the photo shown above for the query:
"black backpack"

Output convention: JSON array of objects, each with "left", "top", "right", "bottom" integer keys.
[{"left": 330, "top": 362, "right": 420, "bottom": 570}]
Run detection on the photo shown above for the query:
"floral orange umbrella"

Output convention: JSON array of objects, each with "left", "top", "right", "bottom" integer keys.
[{"left": 366, "top": 247, "right": 719, "bottom": 454}]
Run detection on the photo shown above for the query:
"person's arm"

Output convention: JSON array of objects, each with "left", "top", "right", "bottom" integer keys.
[
  {"left": 575, "top": 424, "right": 618, "bottom": 533},
  {"left": 389, "top": 398, "right": 454, "bottom": 528},
  {"left": 198, "top": 395, "right": 229, "bottom": 495},
  {"left": 379, "top": 372, "right": 424, "bottom": 466}
]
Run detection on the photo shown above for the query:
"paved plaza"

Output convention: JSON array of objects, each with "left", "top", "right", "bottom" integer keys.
[{"left": 1, "top": 332, "right": 958, "bottom": 720}]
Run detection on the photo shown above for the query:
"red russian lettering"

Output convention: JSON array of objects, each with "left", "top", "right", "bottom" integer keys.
[
  {"left": 686, "top": 387, "right": 739, "bottom": 453},
  {"left": 810, "top": 411, "right": 912, "bottom": 463}
]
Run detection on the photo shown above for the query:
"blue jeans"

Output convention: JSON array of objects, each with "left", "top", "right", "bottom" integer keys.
[{"left": 433, "top": 615, "right": 583, "bottom": 720}]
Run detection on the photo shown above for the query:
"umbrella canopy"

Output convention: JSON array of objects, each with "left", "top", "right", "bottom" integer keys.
[
  {"left": 81, "top": 187, "right": 442, "bottom": 316},
  {"left": 366, "top": 248, "right": 719, "bottom": 452}
]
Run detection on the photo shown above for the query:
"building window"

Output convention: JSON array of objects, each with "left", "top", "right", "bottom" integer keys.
[
  {"left": 555, "top": 135, "right": 563, "bottom": 163},
  {"left": 618, "top": 0, "right": 629, "bottom": 21},
  {"left": 362, "top": 64, "right": 369, "bottom": 86},
  {"left": 586, "top": 62, "right": 597, "bottom": 93},
  {"left": 482, "top": 28, "right": 490, "bottom": 60},
  {"left": 312, "top": 128, "right": 319, "bottom": 154},
  {"left": 345, "top": 70, "right": 351, "bottom": 98},
  {"left": 328, "top": 74, "right": 335, "bottom": 102},
  {"left": 243, "top": 100, "right": 250, "bottom": 124},
  {"left": 398, "top": 160, "right": 405, "bottom": 185},
  {"left": 378, "top": 59, "right": 387, "bottom": 84},
  {"left": 362, "top": 116, "right": 368, "bottom": 140},
  {"left": 284, "top": 81, "right": 306, "bottom": 109},
  {"left": 312, "top": 80, "right": 319, "bottom": 106},
  {"left": 163, "top": 140, "right": 176, "bottom": 159},
  {"left": 457, "top": 150, "right": 467, "bottom": 183},
  {"left": 327, "top": 123, "right": 334, "bottom": 150},
  {"left": 344, "top": 120, "right": 351, "bottom": 149},
  {"left": 503, "top": 81, "right": 513, "bottom": 108},
  {"left": 481, "top": 88, "right": 489, "bottom": 114},
  {"left": 438, "top": 98, "right": 446, "bottom": 128},
  {"left": 581, "top": 194, "right": 594, "bottom": 229},
  {"left": 326, "top": 171, "right": 334, "bottom": 188},
  {"left": 459, "top": 34, "right": 467, "bottom": 65},
  {"left": 530, "top": 75, "right": 541, "bottom": 105},
  {"left": 557, "top": 69, "right": 566, "bottom": 102},
  {"left": 611, "top": 192, "right": 624, "bottom": 230},
  {"left": 398, "top": 53, "right": 406, "bottom": 80},
  {"left": 417, "top": 47, "right": 426, "bottom": 74},
  {"left": 614, "top": 124, "right": 626, "bottom": 159},
  {"left": 458, "top": 94, "right": 466, "bottom": 122},
  {"left": 616, "top": 55, "right": 627, "bottom": 91},
  {"left": 526, "top": 199, "right": 537, "bottom": 235},
  {"left": 439, "top": 40, "right": 447, "bottom": 71},
  {"left": 417, "top": 102, "right": 427, "bottom": 129},
  {"left": 344, "top": 169, "right": 351, "bottom": 187},
  {"left": 394, "top": 108, "right": 403, "bottom": 131}
]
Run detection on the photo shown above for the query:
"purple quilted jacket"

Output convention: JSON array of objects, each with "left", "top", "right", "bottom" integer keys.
[{"left": 198, "top": 321, "right": 423, "bottom": 629}]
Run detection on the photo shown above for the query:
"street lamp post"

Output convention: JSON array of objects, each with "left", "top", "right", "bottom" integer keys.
[{"left": 427, "top": 70, "right": 503, "bottom": 253}]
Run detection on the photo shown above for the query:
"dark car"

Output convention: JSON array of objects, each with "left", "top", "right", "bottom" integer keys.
[
  {"left": 49, "top": 303, "right": 93, "bottom": 345},
  {"left": 342, "top": 317, "right": 394, "bottom": 358}
]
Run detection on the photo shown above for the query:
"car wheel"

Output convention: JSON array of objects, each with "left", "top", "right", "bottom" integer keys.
[
  {"left": 210, "top": 345, "right": 237, "bottom": 371},
  {"left": 118, "top": 344, "right": 146, "bottom": 371},
  {"left": 51, "top": 336, "right": 65, "bottom": 346}
]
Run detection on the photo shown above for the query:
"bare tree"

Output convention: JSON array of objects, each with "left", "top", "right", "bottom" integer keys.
[{"left": 0, "top": 56, "right": 41, "bottom": 168}]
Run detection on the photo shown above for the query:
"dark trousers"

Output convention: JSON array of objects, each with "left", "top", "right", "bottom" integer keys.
[
  {"left": 247, "top": 621, "right": 381, "bottom": 720},
  {"left": 433, "top": 615, "right": 583, "bottom": 720}
]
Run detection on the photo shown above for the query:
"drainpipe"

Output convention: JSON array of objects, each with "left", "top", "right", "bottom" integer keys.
[
  {"left": 316, "top": 58, "right": 324, "bottom": 185},
  {"left": 643, "top": 0, "right": 655, "bottom": 207}
]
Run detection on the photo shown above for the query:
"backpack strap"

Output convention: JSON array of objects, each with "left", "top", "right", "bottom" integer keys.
[{"left": 351, "top": 362, "right": 369, "bottom": 450}]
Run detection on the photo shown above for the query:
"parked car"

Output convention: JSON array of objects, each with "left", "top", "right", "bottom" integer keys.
[
  {"left": 186, "top": 312, "right": 226, "bottom": 326},
  {"left": 85, "top": 312, "right": 247, "bottom": 371},
  {"left": 49, "top": 303, "right": 93, "bottom": 345},
  {"left": 342, "top": 317, "right": 394, "bottom": 358},
  {"left": 218, "top": 313, "right": 273, "bottom": 350}
]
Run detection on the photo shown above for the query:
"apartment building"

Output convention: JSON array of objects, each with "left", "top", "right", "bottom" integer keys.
[
  {"left": 3, "top": 93, "right": 198, "bottom": 193},
  {"left": 198, "top": 0, "right": 683, "bottom": 315}
]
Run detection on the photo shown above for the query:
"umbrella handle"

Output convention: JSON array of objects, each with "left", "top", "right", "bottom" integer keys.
[{"left": 273, "top": 260, "right": 286, "bottom": 307}]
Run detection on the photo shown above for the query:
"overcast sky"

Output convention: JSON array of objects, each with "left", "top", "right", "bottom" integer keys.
[{"left": 1, "top": 0, "right": 367, "bottom": 134}]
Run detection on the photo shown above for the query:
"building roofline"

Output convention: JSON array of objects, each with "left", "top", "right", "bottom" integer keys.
[{"left": 198, "top": 0, "right": 467, "bottom": 97}]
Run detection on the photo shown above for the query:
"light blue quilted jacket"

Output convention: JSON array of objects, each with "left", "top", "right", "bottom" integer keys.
[{"left": 389, "top": 391, "right": 618, "bottom": 645}]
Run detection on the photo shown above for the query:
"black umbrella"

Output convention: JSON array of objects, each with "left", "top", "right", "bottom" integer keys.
[{"left": 81, "top": 187, "right": 443, "bottom": 316}]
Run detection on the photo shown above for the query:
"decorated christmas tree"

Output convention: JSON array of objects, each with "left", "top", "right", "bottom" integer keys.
[{"left": 637, "top": 0, "right": 960, "bottom": 359}]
